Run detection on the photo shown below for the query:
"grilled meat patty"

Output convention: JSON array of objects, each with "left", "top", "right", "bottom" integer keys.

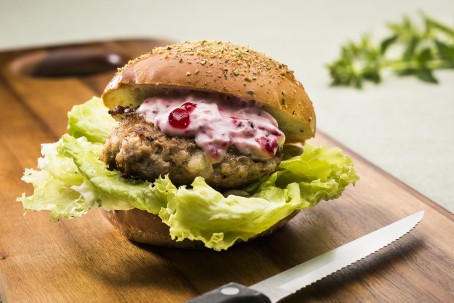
[{"left": 101, "top": 107, "right": 283, "bottom": 189}]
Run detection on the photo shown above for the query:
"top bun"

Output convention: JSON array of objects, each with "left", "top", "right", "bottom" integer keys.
[{"left": 102, "top": 40, "right": 316, "bottom": 142}]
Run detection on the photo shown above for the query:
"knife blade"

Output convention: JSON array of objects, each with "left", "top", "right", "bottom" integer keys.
[{"left": 185, "top": 211, "right": 424, "bottom": 303}]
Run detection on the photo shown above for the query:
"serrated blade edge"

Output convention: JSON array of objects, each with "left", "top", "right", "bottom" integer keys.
[{"left": 250, "top": 211, "right": 424, "bottom": 303}]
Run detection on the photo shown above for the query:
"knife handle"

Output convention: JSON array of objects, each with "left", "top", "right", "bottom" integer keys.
[{"left": 185, "top": 282, "right": 271, "bottom": 303}]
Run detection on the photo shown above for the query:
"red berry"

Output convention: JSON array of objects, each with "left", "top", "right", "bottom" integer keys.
[
  {"left": 169, "top": 108, "right": 190, "bottom": 129},
  {"left": 231, "top": 117, "right": 244, "bottom": 128},
  {"left": 256, "top": 137, "right": 278, "bottom": 154},
  {"left": 181, "top": 102, "right": 197, "bottom": 113}
]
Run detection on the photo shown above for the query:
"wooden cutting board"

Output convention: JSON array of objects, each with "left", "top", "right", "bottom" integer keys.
[{"left": 0, "top": 39, "right": 452, "bottom": 303}]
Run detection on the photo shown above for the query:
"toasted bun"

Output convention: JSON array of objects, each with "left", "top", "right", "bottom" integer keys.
[
  {"left": 100, "top": 208, "right": 298, "bottom": 249},
  {"left": 100, "top": 209, "right": 199, "bottom": 248},
  {"left": 102, "top": 40, "right": 316, "bottom": 142}
]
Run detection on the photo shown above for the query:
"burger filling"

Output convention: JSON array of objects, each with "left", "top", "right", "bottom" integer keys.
[
  {"left": 101, "top": 91, "right": 285, "bottom": 189},
  {"left": 137, "top": 91, "right": 285, "bottom": 163}
]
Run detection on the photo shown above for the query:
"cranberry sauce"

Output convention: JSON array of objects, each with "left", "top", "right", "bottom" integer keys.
[{"left": 137, "top": 92, "right": 285, "bottom": 163}]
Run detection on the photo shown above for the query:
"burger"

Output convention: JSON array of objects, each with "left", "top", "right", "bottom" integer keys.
[{"left": 19, "top": 41, "right": 358, "bottom": 251}]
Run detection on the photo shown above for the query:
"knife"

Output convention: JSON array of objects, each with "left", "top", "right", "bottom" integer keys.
[{"left": 186, "top": 211, "right": 424, "bottom": 303}]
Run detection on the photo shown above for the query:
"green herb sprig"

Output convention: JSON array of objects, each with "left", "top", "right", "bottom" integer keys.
[{"left": 327, "top": 14, "right": 454, "bottom": 89}]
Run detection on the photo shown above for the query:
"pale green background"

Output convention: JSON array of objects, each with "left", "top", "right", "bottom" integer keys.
[{"left": 1, "top": 0, "right": 453, "bottom": 212}]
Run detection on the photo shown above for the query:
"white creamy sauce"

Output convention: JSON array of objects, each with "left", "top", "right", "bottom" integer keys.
[{"left": 137, "top": 93, "right": 285, "bottom": 163}]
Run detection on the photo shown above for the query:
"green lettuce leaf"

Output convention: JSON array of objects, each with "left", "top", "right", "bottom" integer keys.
[
  {"left": 18, "top": 97, "right": 359, "bottom": 250},
  {"left": 59, "top": 134, "right": 173, "bottom": 214},
  {"left": 19, "top": 141, "right": 91, "bottom": 221},
  {"left": 67, "top": 96, "right": 118, "bottom": 143}
]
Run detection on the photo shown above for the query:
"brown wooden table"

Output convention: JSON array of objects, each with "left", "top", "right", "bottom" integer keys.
[{"left": 0, "top": 39, "right": 452, "bottom": 303}]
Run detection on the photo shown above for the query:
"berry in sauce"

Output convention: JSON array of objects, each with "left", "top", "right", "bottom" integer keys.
[
  {"left": 256, "top": 137, "right": 278, "bottom": 154},
  {"left": 181, "top": 102, "right": 197, "bottom": 113},
  {"left": 168, "top": 108, "right": 190, "bottom": 129}
]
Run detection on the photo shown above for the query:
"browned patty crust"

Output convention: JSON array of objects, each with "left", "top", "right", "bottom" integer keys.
[{"left": 101, "top": 108, "right": 283, "bottom": 189}]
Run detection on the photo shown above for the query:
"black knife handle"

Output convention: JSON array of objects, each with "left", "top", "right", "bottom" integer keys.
[{"left": 185, "top": 282, "right": 271, "bottom": 303}]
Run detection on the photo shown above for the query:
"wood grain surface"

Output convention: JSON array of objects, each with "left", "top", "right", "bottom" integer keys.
[{"left": 0, "top": 39, "right": 452, "bottom": 303}]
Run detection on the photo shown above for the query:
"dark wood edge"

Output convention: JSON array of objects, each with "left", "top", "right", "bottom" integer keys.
[{"left": 0, "top": 37, "right": 174, "bottom": 54}]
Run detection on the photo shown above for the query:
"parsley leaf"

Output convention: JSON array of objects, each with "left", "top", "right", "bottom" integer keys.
[{"left": 327, "top": 14, "right": 454, "bottom": 88}]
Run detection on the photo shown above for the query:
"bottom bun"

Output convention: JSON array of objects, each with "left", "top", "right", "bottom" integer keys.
[
  {"left": 100, "top": 208, "right": 298, "bottom": 249},
  {"left": 100, "top": 208, "right": 200, "bottom": 248}
]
